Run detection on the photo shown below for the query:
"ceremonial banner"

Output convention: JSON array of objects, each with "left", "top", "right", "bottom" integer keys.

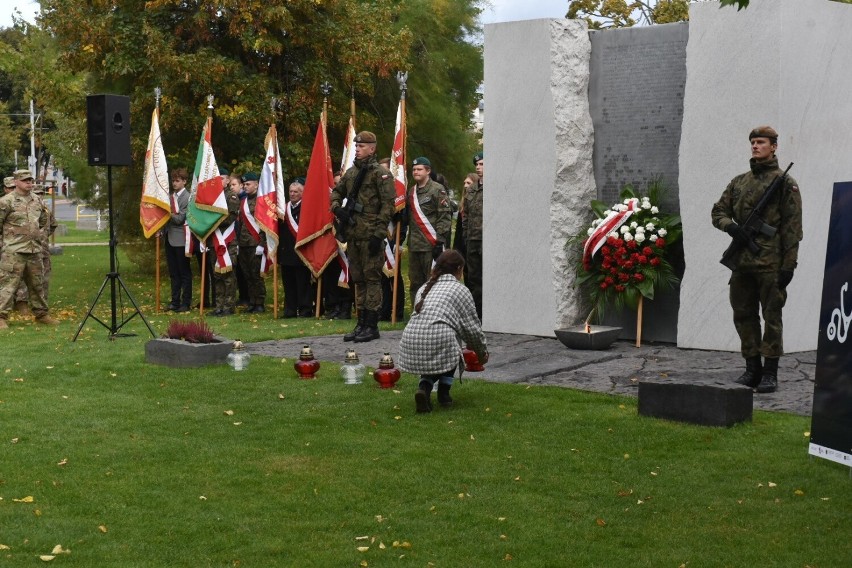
[
  {"left": 186, "top": 117, "right": 227, "bottom": 241},
  {"left": 139, "top": 108, "right": 170, "bottom": 238},
  {"left": 295, "top": 117, "right": 338, "bottom": 278},
  {"left": 340, "top": 115, "right": 356, "bottom": 174},
  {"left": 809, "top": 181, "right": 852, "bottom": 467},
  {"left": 389, "top": 102, "right": 407, "bottom": 212},
  {"left": 256, "top": 125, "right": 283, "bottom": 269}
]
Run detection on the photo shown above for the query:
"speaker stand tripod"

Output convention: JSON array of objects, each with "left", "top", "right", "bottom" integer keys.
[{"left": 73, "top": 166, "right": 156, "bottom": 341}]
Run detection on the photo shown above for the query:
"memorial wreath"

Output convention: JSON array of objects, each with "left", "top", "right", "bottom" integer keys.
[{"left": 574, "top": 182, "right": 682, "bottom": 321}]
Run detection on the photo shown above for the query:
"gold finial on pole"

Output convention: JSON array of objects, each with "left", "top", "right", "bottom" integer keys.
[
  {"left": 396, "top": 71, "right": 408, "bottom": 100},
  {"left": 154, "top": 87, "right": 161, "bottom": 110}
]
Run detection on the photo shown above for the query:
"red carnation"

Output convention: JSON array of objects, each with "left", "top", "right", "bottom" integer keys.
[
  {"left": 600, "top": 282, "right": 609, "bottom": 290},
  {"left": 633, "top": 273, "right": 645, "bottom": 282},
  {"left": 615, "top": 238, "right": 624, "bottom": 247},
  {"left": 605, "top": 276, "right": 615, "bottom": 285},
  {"left": 650, "top": 257, "right": 661, "bottom": 267},
  {"left": 627, "top": 240, "right": 638, "bottom": 250},
  {"left": 623, "top": 260, "right": 635, "bottom": 270},
  {"left": 638, "top": 255, "right": 648, "bottom": 264},
  {"left": 610, "top": 267, "right": 618, "bottom": 275},
  {"left": 607, "top": 236, "right": 618, "bottom": 246},
  {"left": 655, "top": 238, "right": 666, "bottom": 248},
  {"left": 643, "top": 246, "right": 653, "bottom": 256},
  {"left": 617, "top": 247, "right": 627, "bottom": 257},
  {"left": 602, "top": 246, "right": 611, "bottom": 255},
  {"left": 615, "top": 284, "right": 626, "bottom": 293},
  {"left": 618, "top": 272, "right": 630, "bottom": 282}
]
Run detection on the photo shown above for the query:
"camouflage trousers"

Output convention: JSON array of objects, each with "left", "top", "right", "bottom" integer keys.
[
  {"left": 464, "top": 239, "right": 483, "bottom": 320},
  {"left": 730, "top": 270, "right": 787, "bottom": 358},
  {"left": 0, "top": 250, "right": 49, "bottom": 319},
  {"left": 348, "top": 239, "right": 384, "bottom": 312},
  {"left": 238, "top": 247, "right": 266, "bottom": 307},
  {"left": 212, "top": 268, "right": 237, "bottom": 311},
  {"left": 12, "top": 251, "right": 50, "bottom": 305},
  {"left": 408, "top": 250, "right": 433, "bottom": 308}
]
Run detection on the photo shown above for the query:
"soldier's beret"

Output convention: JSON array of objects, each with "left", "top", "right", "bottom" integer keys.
[
  {"left": 412, "top": 156, "right": 431, "bottom": 168},
  {"left": 472, "top": 152, "right": 483, "bottom": 165},
  {"left": 14, "top": 169, "right": 34, "bottom": 180},
  {"left": 749, "top": 126, "right": 778, "bottom": 142},
  {"left": 3, "top": 176, "right": 14, "bottom": 188},
  {"left": 219, "top": 166, "right": 229, "bottom": 175},
  {"left": 242, "top": 172, "right": 259, "bottom": 182},
  {"left": 293, "top": 176, "right": 306, "bottom": 186},
  {"left": 354, "top": 131, "right": 377, "bottom": 144}
]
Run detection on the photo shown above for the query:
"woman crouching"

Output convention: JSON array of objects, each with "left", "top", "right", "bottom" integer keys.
[{"left": 398, "top": 250, "right": 489, "bottom": 413}]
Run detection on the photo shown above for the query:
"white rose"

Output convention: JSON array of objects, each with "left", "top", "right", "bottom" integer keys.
[
  {"left": 658, "top": 228, "right": 668, "bottom": 237},
  {"left": 630, "top": 221, "right": 638, "bottom": 229},
  {"left": 635, "top": 233, "right": 646, "bottom": 243},
  {"left": 649, "top": 234, "right": 658, "bottom": 242},
  {"left": 620, "top": 225, "right": 630, "bottom": 234},
  {"left": 608, "top": 232, "right": 618, "bottom": 239},
  {"left": 645, "top": 222, "right": 655, "bottom": 231},
  {"left": 651, "top": 206, "right": 659, "bottom": 214},
  {"left": 635, "top": 226, "right": 645, "bottom": 233},
  {"left": 587, "top": 227, "right": 595, "bottom": 236}
]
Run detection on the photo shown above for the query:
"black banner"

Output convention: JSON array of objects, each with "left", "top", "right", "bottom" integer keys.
[{"left": 810, "top": 181, "right": 852, "bottom": 466}]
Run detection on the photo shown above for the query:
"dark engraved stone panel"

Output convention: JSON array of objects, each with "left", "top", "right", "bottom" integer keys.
[{"left": 588, "top": 23, "right": 688, "bottom": 214}]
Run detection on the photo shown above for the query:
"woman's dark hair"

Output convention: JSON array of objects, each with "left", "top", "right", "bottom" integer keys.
[{"left": 414, "top": 249, "right": 465, "bottom": 314}]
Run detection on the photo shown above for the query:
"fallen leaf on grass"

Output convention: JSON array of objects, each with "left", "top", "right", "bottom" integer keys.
[
  {"left": 357, "top": 546, "right": 370, "bottom": 552},
  {"left": 394, "top": 416, "right": 402, "bottom": 420},
  {"left": 39, "top": 555, "right": 55, "bottom": 561},
  {"left": 375, "top": 515, "right": 385, "bottom": 523},
  {"left": 11, "top": 438, "right": 18, "bottom": 444},
  {"left": 0, "top": 544, "right": 10, "bottom": 550},
  {"left": 821, "top": 497, "right": 830, "bottom": 501},
  {"left": 14, "top": 378, "right": 23, "bottom": 382},
  {"left": 794, "top": 489, "right": 805, "bottom": 496},
  {"left": 51, "top": 545, "right": 69, "bottom": 554},
  {"left": 804, "top": 431, "right": 810, "bottom": 437},
  {"left": 379, "top": 542, "right": 386, "bottom": 549},
  {"left": 768, "top": 482, "right": 777, "bottom": 488},
  {"left": 109, "top": 372, "right": 117, "bottom": 377},
  {"left": 57, "top": 458, "right": 68, "bottom": 466},
  {"left": 224, "top": 410, "right": 235, "bottom": 416},
  {"left": 98, "top": 525, "right": 108, "bottom": 533},
  {"left": 392, "top": 541, "right": 411, "bottom": 549},
  {"left": 233, "top": 422, "right": 242, "bottom": 426},
  {"left": 499, "top": 534, "right": 508, "bottom": 541},
  {"left": 13, "top": 496, "right": 34, "bottom": 503},
  {"left": 355, "top": 536, "right": 369, "bottom": 541},
  {"left": 278, "top": 393, "right": 285, "bottom": 399},
  {"left": 617, "top": 489, "right": 633, "bottom": 497},
  {"left": 470, "top": 435, "right": 475, "bottom": 441},
  {"left": 595, "top": 518, "right": 607, "bottom": 527}
]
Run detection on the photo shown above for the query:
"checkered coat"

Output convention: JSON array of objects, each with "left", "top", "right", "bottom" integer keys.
[{"left": 398, "top": 274, "right": 487, "bottom": 376}]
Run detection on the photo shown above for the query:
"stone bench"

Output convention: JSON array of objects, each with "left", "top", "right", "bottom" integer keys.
[{"left": 638, "top": 378, "right": 752, "bottom": 427}]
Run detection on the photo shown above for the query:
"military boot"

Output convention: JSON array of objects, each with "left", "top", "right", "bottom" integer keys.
[
  {"left": 15, "top": 301, "right": 30, "bottom": 316},
  {"left": 35, "top": 315, "right": 60, "bottom": 325},
  {"left": 734, "top": 356, "right": 762, "bottom": 388},
  {"left": 415, "top": 380, "right": 433, "bottom": 413},
  {"left": 354, "top": 310, "right": 380, "bottom": 343},
  {"left": 437, "top": 383, "right": 453, "bottom": 408},
  {"left": 335, "top": 302, "right": 352, "bottom": 320},
  {"left": 756, "top": 357, "right": 779, "bottom": 393},
  {"left": 344, "top": 311, "right": 365, "bottom": 342}
]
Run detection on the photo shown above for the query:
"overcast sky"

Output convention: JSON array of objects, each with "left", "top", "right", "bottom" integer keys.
[{"left": 0, "top": 0, "right": 570, "bottom": 30}]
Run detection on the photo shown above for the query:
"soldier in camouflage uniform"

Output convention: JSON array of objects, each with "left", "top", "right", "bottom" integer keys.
[
  {"left": 237, "top": 172, "right": 267, "bottom": 313},
  {"left": 406, "top": 156, "right": 452, "bottom": 307},
  {"left": 331, "top": 131, "right": 396, "bottom": 343},
  {"left": 2, "top": 176, "right": 31, "bottom": 315},
  {"left": 33, "top": 184, "right": 58, "bottom": 302},
  {"left": 463, "top": 152, "right": 484, "bottom": 320},
  {"left": 711, "top": 126, "right": 803, "bottom": 394},
  {"left": 0, "top": 170, "right": 60, "bottom": 329},
  {"left": 209, "top": 175, "right": 241, "bottom": 316}
]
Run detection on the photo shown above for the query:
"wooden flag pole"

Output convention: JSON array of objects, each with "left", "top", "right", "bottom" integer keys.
[
  {"left": 635, "top": 295, "right": 643, "bottom": 348},
  {"left": 154, "top": 88, "right": 162, "bottom": 314},
  {"left": 200, "top": 249, "right": 207, "bottom": 317},
  {"left": 155, "top": 234, "right": 161, "bottom": 313},
  {"left": 391, "top": 71, "right": 408, "bottom": 324},
  {"left": 315, "top": 277, "right": 323, "bottom": 319}
]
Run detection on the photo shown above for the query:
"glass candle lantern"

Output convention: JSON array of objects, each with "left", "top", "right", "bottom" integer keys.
[
  {"left": 340, "top": 349, "right": 366, "bottom": 385},
  {"left": 227, "top": 340, "right": 251, "bottom": 371}
]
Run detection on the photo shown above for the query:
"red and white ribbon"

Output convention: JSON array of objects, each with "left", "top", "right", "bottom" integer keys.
[{"left": 582, "top": 198, "right": 639, "bottom": 265}]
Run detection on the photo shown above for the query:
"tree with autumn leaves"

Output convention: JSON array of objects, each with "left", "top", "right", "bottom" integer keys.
[{"left": 1, "top": 0, "right": 483, "bottom": 266}]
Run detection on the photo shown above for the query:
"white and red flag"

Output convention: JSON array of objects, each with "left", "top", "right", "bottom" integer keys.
[
  {"left": 139, "top": 108, "right": 170, "bottom": 238},
  {"left": 295, "top": 117, "right": 338, "bottom": 278},
  {"left": 389, "top": 102, "right": 407, "bottom": 213},
  {"left": 186, "top": 116, "right": 227, "bottom": 242},
  {"left": 340, "top": 115, "right": 356, "bottom": 174},
  {"left": 256, "top": 125, "right": 283, "bottom": 272}
]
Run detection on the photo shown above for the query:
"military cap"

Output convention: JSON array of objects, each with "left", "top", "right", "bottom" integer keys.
[
  {"left": 3, "top": 176, "right": 14, "bottom": 188},
  {"left": 412, "top": 156, "right": 432, "bottom": 168},
  {"left": 472, "top": 152, "right": 483, "bottom": 165},
  {"left": 293, "top": 176, "right": 306, "bottom": 186},
  {"left": 749, "top": 126, "right": 778, "bottom": 142},
  {"left": 354, "top": 131, "right": 377, "bottom": 144},
  {"left": 14, "top": 169, "right": 34, "bottom": 180},
  {"left": 242, "top": 172, "right": 259, "bottom": 182},
  {"left": 33, "top": 184, "right": 45, "bottom": 194},
  {"left": 219, "top": 166, "right": 229, "bottom": 175}
]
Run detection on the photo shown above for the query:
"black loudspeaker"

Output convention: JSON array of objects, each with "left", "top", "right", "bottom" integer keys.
[{"left": 87, "top": 94, "right": 132, "bottom": 166}]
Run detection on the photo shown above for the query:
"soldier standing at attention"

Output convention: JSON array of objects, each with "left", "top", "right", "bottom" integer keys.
[
  {"left": 209, "top": 174, "right": 241, "bottom": 316},
  {"left": 712, "top": 126, "right": 803, "bottom": 394},
  {"left": 331, "top": 131, "right": 396, "bottom": 343},
  {"left": 463, "top": 152, "right": 484, "bottom": 320},
  {"left": 407, "top": 156, "right": 452, "bottom": 309},
  {"left": 0, "top": 169, "right": 60, "bottom": 329},
  {"left": 238, "top": 172, "right": 267, "bottom": 313},
  {"left": 33, "top": 183, "right": 58, "bottom": 302}
]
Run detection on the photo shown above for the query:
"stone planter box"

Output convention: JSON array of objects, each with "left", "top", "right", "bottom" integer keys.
[
  {"left": 145, "top": 336, "right": 233, "bottom": 368},
  {"left": 554, "top": 326, "right": 621, "bottom": 350}
]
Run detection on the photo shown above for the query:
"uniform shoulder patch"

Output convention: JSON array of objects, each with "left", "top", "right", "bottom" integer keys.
[
  {"left": 381, "top": 174, "right": 390, "bottom": 180},
  {"left": 791, "top": 185, "right": 799, "bottom": 192}
]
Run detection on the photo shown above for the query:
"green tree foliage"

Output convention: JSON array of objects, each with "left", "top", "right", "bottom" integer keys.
[
  {"left": 566, "top": 0, "right": 690, "bottom": 29},
  {"left": 1, "top": 0, "right": 483, "bottom": 266}
]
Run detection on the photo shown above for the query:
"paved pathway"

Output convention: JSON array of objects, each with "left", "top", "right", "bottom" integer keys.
[{"left": 248, "top": 331, "right": 817, "bottom": 417}]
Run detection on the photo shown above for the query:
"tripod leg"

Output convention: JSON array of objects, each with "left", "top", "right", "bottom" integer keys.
[
  {"left": 114, "top": 274, "right": 157, "bottom": 338},
  {"left": 72, "top": 275, "right": 111, "bottom": 341}
]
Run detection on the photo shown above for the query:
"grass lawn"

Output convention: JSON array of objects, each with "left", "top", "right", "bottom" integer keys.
[
  {"left": 1, "top": 246, "right": 849, "bottom": 566},
  {"left": 53, "top": 221, "right": 110, "bottom": 245}
]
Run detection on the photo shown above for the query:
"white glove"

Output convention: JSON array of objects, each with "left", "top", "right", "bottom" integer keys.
[{"left": 255, "top": 245, "right": 264, "bottom": 256}]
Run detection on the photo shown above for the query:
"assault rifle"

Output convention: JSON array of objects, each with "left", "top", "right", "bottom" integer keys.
[
  {"left": 334, "top": 165, "right": 368, "bottom": 243},
  {"left": 720, "top": 162, "right": 793, "bottom": 271}
]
